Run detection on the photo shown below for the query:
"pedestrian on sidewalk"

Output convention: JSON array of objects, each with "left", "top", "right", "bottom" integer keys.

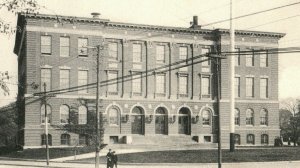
[
  {"left": 112, "top": 151, "right": 118, "bottom": 168},
  {"left": 106, "top": 149, "right": 113, "bottom": 168}
]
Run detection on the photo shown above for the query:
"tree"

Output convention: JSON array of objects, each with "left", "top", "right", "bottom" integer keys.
[
  {"left": 280, "top": 98, "right": 300, "bottom": 146},
  {"left": 0, "top": 0, "right": 40, "bottom": 34},
  {"left": 0, "top": 102, "right": 17, "bottom": 146}
]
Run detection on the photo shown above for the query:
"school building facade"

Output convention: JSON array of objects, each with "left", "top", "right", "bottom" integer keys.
[{"left": 14, "top": 13, "right": 284, "bottom": 148}]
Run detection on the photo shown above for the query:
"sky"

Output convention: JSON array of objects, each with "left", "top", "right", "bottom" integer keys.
[{"left": 0, "top": 0, "right": 300, "bottom": 106}]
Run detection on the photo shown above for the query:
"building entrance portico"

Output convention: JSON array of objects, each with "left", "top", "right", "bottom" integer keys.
[
  {"left": 178, "top": 107, "right": 191, "bottom": 135},
  {"left": 131, "top": 106, "right": 145, "bottom": 135},
  {"left": 155, "top": 107, "right": 168, "bottom": 135}
]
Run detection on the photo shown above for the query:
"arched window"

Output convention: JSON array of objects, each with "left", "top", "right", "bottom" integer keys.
[
  {"left": 41, "top": 134, "right": 52, "bottom": 146},
  {"left": 246, "top": 109, "right": 254, "bottom": 126},
  {"left": 235, "top": 108, "right": 240, "bottom": 126},
  {"left": 60, "top": 105, "right": 70, "bottom": 124},
  {"left": 260, "top": 109, "right": 268, "bottom": 125},
  {"left": 61, "top": 134, "right": 70, "bottom": 145},
  {"left": 234, "top": 134, "right": 241, "bottom": 145},
  {"left": 79, "top": 134, "right": 88, "bottom": 146},
  {"left": 261, "top": 134, "right": 269, "bottom": 145},
  {"left": 109, "top": 107, "right": 120, "bottom": 126},
  {"left": 78, "top": 106, "right": 87, "bottom": 124},
  {"left": 132, "top": 106, "right": 144, "bottom": 115},
  {"left": 247, "top": 134, "right": 255, "bottom": 144},
  {"left": 202, "top": 109, "right": 211, "bottom": 125},
  {"left": 41, "top": 104, "right": 51, "bottom": 124}
]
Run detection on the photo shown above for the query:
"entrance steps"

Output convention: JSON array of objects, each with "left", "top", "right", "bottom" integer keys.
[{"left": 106, "top": 135, "right": 217, "bottom": 151}]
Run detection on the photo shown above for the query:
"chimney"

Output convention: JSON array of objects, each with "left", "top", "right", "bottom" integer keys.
[
  {"left": 190, "top": 15, "right": 201, "bottom": 29},
  {"left": 91, "top": 12, "right": 101, "bottom": 19},
  {"left": 193, "top": 16, "right": 198, "bottom": 26}
]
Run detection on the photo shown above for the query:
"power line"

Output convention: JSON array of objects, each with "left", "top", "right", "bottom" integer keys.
[{"left": 202, "top": 1, "right": 300, "bottom": 27}]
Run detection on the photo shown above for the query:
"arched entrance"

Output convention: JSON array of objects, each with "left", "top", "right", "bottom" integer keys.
[
  {"left": 155, "top": 107, "right": 168, "bottom": 135},
  {"left": 131, "top": 106, "right": 145, "bottom": 135},
  {"left": 178, "top": 107, "right": 191, "bottom": 135}
]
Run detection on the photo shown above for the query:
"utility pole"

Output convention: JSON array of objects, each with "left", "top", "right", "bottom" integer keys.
[
  {"left": 43, "top": 82, "right": 50, "bottom": 166},
  {"left": 229, "top": 0, "right": 236, "bottom": 152},
  {"left": 95, "top": 45, "right": 100, "bottom": 168},
  {"left": 216, "top": 54, "right": 222, "bottom": 168}
]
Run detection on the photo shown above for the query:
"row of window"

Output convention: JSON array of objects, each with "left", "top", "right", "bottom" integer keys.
[
  {"left": 41, "top": 68, "right": 212, "bottom": 98},
  {"left": 41, "top": 35, "right": 211, "bottom": 64},
  {"left": 41, "top": 134, "right": 88, "bottom": 146},
  {"left": 41, "top": 105, "right": 87, "bottom": 124},
  {"left": 234, "top": 108, "right": 268, "bottom": 126},
  {"left": 235, "top": 134, "right": 269, "bottom": 145},
  {"left": 235, "top": 48, "right": 269, "bottom": 67},
  {"left": 235, "top": 77, "right": 269, "bottom": 98}
]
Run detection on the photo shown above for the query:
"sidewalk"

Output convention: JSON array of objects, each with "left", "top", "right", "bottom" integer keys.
[{"left": 1, "top": 159, "right": 300, "bottom": 168}]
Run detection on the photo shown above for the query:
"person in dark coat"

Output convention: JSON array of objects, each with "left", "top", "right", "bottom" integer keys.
[
  {"left": 106, "top": 149, "right": 113, "bottom": 168},
  {"left": 112, "top": 151, "right": 118, "bottom": 168}
]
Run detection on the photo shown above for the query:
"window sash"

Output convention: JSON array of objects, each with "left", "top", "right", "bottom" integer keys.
[
  {"left": 235, "top": 77, "right": 240, "bottom": 98},
  {"left": 41, "top": 69, "right": 51, "bottom": 91},
  {"left": 260, "top": 78, "right": 268, "bottom": 98},
  {"left": 78, "top": 106, "right": 87, "bottom": 124},
  {"left": 235, "top": 48, "right": 240, "bottom": 66},
  {"left": 78, "top": 70, "right": 88, "bottom": 93},
  {"left": 156, "top": 45, "right": 165, "bottom": 63},
  {"left": 260, "top": 53, "right": 268, "bottom": 67},
  {"left": 108, "top": 72, "right": 118, "bottom": 92},
  {"left": 202, "top": 111, "right": 210, "bottom": 125},
  {"left": 246, "top": 77, "right": 254, "bottom": 97},
  {"left": 156, "top": 74, "right": 166, "bottom": 94},
  {"left": 235, "top": 109, "right": 240, "bottom": 125},
  {"left": 246, "top": 111, "right": 254, "bottom": 125},
  {"left": 108, "top": 42, "right": 118, "bottom": 59},
  {"left": 41, "top": 105, "right": 51, "bottom": 124},
  {"left": 132, "top": 74, "right": 142, "bottom": 93},
  {"left": 60, "top": 37, "right": 70, "bottom": 57},
  {"left": 41, "top": 36, "right": 51, "bottom": 54},
  {"left": 246, "top": 52, "right": 254, "bottom": 66},
  {"left": 179, "top": 76, "right": 188, "bottom": 95},
  {"left": 179, "top": 46, "right": 188, "bottom": 60},
  {"left": 201, "top": 48, "right": 210, "bottom": 66},
  {"left": 78, "top": 38, "right": 88, "bottom": 56},
  {"left": 133, "top": 44, "right": 142, "bottom": 62},
  {"left": 201, "top": 77, "right": 210, "bottom": 96},
  {"left": 60, "top": 70, "right": 70, "bottom": 90},
  {"left": 109, "top": 108, "right": 119, "bottom": 125}
]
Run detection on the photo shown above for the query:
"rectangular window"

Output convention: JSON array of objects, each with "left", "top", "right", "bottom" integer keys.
[
  {"left": 108, "top": 42, "right": 118, "bottom": 60},
  {"left": 235, "top": 48, "right": 240, "bottom": 66},
  {"left": 156, "top": 74, "right": 166, "bottom": 94},
  {"left": 246, "top": 50, "right": 254, "bottom": 66},
  {"left": 108, "top": 71, "right": 118, "bottom": 93},
  {"left": 60, "top": 37, "right": 70, "bottom": 57},
  {"left": 201, "top": 48, "right": 210, "bottom": 66},
  {"left": 235, "top": 77, "right": 240, "bottom": 98},
  {"left": 201, "top": 76, "right": 210, "bottom": 98},
  {"left": 133, "top": 44, "right": 142, "bottom": 63},
  {"left": 179, "top": 46, "right": 188, "bottom": 60},
  {"left": 179, "top": 75, "right": 188, "bottom": 95},
  {"left": 41, "top": 36, "right": 51, "bottom": 55},
  {"left": 260, "top": 52, "right": 268, "bottom": 67},
  {"left": 246, "top": 77, "right": 254, "bottom": 97},
  {"left": 78, "top": 38, "right": 88, "bottom": 56},
  {"left": 60, "top": 69, "right": 70, "bottom": 90},
  {"left": 41, "top": 69, "right": 51, "bottom": 91},
  {"left": 132, "top": 73, "right": 142, "bottom": 94},
  {"left": 156, "top": 45, "right": 165, "bottom": 63},
  {"left": 260, "top": 78, "right": 268, "bottom": 98},
  {"left": 78, "top": 70, "right": 88, "bottom": 94}
]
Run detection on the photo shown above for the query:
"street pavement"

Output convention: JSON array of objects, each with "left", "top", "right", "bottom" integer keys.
[{"left": 1, "top": 159, "right": 300, "bottom": 168}]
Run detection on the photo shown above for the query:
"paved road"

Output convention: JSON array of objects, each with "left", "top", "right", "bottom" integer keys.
[{"left": 1, "top": 159, "right": 300, "bottom": 168}]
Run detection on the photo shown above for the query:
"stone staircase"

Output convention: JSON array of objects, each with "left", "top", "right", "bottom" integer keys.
[{"left": 105, "top": 135, "right": 217, "bottom": 151}]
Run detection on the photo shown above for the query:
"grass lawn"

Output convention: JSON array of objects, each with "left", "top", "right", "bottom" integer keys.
[
  {"left": 0, "top": 145, "right": 105, "bottom": 160},
  {"left": 74, "top": 147, "right": 300, "bottom": 163}
]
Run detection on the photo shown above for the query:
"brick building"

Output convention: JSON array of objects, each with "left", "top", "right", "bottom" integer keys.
[{"left": 14, "top": 13, "right": 284, "bottom": 148}]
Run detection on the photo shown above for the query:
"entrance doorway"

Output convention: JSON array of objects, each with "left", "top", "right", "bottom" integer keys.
[
  {"left": 178, "top": 107, "right": 191, "bottom": 135},
  {"left": 155, "top": 107, "right": 168, "bottom": 134},
  {"left": 131, "top": 106, "right": 145, "bottom": 135}
]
